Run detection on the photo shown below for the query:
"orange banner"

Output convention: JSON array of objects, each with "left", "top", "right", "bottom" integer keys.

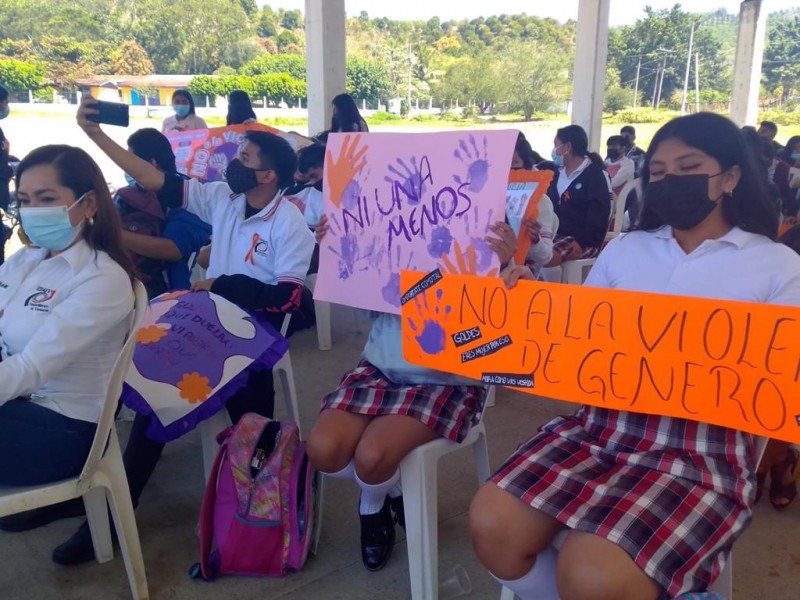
[{"left": 400, "top": 270, "right": 800, "bottom": 443}]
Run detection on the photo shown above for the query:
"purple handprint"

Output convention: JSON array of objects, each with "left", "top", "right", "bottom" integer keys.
[
  {"left": 384, "top": 155, "right": 433, "bottom": 206},
  {"left": 453, "top": 134, "right": 490, "bottom": 193}
]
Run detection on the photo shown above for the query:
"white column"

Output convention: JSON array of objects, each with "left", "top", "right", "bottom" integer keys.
[
  {"left": 571, "top": 0, "right": 611, "bottom": 152},
  {"left": 305, "top": 0, "right": 346, "bottom": 136},
  {"left": 730, "top": 0, "right": 767, "bottom": 126}
]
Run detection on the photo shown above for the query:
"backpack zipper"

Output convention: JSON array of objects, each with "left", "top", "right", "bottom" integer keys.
[{"left": 245, "top": 423, "right": 282, "bottom": 514}]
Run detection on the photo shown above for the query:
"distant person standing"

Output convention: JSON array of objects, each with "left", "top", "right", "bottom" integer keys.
[
  {"left": 226, "top": 89, "right": 257, "bottom": 126},
  {"left": 330, "top": 93, "right": 369, "bottom": 133},
  {"left": 604, "top": 135, "right": 636, "bottom": 197},
  {"left": 621, "top": 125, "right": 645, "bottom": 177},
  {"left": 161, "top": 89, "right": 207, "bottom": 134},
  {"left": 0, "top": 85, "right": 13, "bottom": 265}
]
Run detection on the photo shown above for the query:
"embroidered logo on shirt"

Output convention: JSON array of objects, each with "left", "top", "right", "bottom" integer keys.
[
  {"left": 244, "top": 233, "right": 269, "bottom": 264},
  {"left": 24, "top": 286, "right": 56, "bottom": 312},
  {"left": 0, "top": 281, "right": 7, "bottom": 289}
]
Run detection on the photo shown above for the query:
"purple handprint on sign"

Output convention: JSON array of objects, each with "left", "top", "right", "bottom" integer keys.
[
  {"left": 453, "top": 134, "right": 490, "bottom": 193},
  {"left": 384, "top": 155, "right": 432, "bottom": 206}
]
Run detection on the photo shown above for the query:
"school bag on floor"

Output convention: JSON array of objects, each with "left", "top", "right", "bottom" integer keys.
[{"left": 191, "top": 413, "right": 316, "bottom": 579}]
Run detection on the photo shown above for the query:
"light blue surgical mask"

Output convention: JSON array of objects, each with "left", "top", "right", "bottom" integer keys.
[
  {"left": 0, "top": 105, "right": 8, "bottom": 120},
  {"left": 174, "top": 104, "right": 190, "bottom": 118},
  {"left": 791, "top": 152, "right": 800, "bottom": 162},
  {"left": 551, "top": 144, "right": 565, "bottom": 168},
  {"left": 20, "top": 194, "right": 86, "bottom": 251},
  {"left": 124, "top": 173, "right": 138, "bottom": 188}
]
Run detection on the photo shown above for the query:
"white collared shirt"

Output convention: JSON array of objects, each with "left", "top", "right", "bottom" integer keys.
[
  {"left": 586, "top": 226, "right": 800, "bottom": 305},
  {"left": 556, "top": 157, "right": 591, "bottom": 197},
  {"left": 181, "top": 179, "right": 315, "bottom": 285},
  {"left": 0, "top": 241, "right": 133, "bottom": 423}
]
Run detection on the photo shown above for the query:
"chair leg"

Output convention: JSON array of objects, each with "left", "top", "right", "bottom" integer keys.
[
  {"left": 200, "top": 411, "right": 230, "bottom": 483},
  {"left": 401, "top": 448, "right": 440, "bottom": 600},
  {"left": 472, "top": 424, "right": 491, "bottom": 484},
  {"left": 275, "top": 354, "right": 302, "bottom": 439},
  {"left": 84, "top": 486, "right": 113, "bottom": 563},
  {"left": 315, "top": 300, "right": 332, "bottom": 351},
  {"left": 312, "top": 473, "right": 326, "bottom": 556}
]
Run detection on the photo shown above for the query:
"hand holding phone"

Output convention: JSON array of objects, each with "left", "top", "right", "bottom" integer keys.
[{"left": 85, "top": 100, "right": 130, "bottom": 127}]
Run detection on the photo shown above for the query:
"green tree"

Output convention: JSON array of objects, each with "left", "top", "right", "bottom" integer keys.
[
  {"left": 258, "top": 8, "right": 278, "bottom": 38},
  {"left": 236, "top": 0, "right": 257, "bottom": 17},
  {"left": 253, "top": 73, "right": 305, "bottom": 103},
  {"left": 346, "top": 56, "right": 391, "bottom": 103},
  {"left": 763, "top": 14, "right": 800, "bottom": 105},
  {"left": 107, "top": 40, "right": 154, "bottom": 75},
  {"left": 0, "top": 58, "right": 45, "bottom": 91},
  {"left": 437, "top": 51, "right": 503, "bottom": 114},
  {"left": 501, "top": 42, "right": 570, "bottom": 120},
  {"left": 276, "top": 31, "right": 300, "bottom": 52},
  {"left": 242, "top": 54, "right": 306, "bottom": 79},
  {"left": 281, "top": 9, "right": 302, "bottom": 30},
  {"left": 188, "top": 74, "right": 220, "bottom": 98}
]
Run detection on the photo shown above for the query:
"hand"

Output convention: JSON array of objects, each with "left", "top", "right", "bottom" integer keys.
[
  {"left": 485, "top": 221, "right": 517, "bottom": 267},
  {"left": 523, "top": 219, "right": 542, "bottom": 245},
  {"left": 325, "top": 134, "right": 367, "bottom": 208},
  {"left": 315, "top": 214, "right": 329, "bottom": 244},
  {"left": 501, "top": 265, "right": 534, "bottom": 289},
  {"left": 565, "top": 240, "right": 583, "bottom": 261},
  {"left": 191, "top": 278, "right": 216, "bottom": 292},
  {"left": 1, "top": 139, "right": 8, "bottom": 154},
  {"left": 76, "top": 94, "right": 101, "bottom": 137}
]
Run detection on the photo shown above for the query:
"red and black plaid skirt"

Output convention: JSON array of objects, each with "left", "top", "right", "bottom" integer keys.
[
  {"left": 552, "top": 234, "right": 601, "bottom": 261},
  {"left": 320, "top": 360, "right": 485, "bottom": 443},
  {"left": 491, "top": 406, "right": 756, "bottom": 597}
]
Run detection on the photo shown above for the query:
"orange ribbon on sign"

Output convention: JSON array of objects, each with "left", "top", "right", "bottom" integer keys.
[{"left": 400, "top": 270, "right": 800, "bottom": 443}]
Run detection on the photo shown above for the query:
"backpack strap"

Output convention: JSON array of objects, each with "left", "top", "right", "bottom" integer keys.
[{"left": 198, "top": 437, "right": 229, "bottom": 581}]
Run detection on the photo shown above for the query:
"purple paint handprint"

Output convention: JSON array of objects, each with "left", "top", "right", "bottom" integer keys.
[
  {"left": 381, "top": 246, "right": 415, "bottom": 307},
  {"left": 406, "top": 288, "right": 452, "bottom": 355},
  {"left": 384, "top": 155, "right": 432, "bottom": 206},
  {"left": 453, "top": 134, "right": 490, "bottom": 193},
  {"left": 464, "top": 206, "right": 495, "bottom": 272},
  {"left": 427, "top": 226, "right": 454, "bottom": 258}
]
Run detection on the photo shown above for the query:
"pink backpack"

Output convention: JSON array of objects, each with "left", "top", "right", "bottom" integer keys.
[{"left": 191, "top": 413, "right": 316, "bottom": 580}]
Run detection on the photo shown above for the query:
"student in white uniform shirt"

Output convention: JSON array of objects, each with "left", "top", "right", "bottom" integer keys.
[{"left": 0, "top": 145, "right": 136, "bottom": 488}]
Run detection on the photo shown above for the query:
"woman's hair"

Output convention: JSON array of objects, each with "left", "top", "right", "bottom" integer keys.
[
  {"left": 778, "top": 135, "right": 800, "bottom": 163},
  {"left": 514, "top": 132, "right": 538, "bottom": 170},
  {"left": 635, "top": 112, "right": 778, "bottom": 239},
  {"left": 312, "top": 129, "right": 331, "bottom": 145},
  {"left": 14, "top": 145, "right": 138, "bottom": 281},
  {"left": 171, "top": 89, "right": 196, "bottom": 115},
  {"left": 226, "top": 90, "right": 257, "bottom": 125},
  {"left": 127, "top": 128, "right": 177, "bottom": 173},
  {"left": 555, "top": 124, "right": 604, "bottom": 167},
  {"left": 330, "top": 93, "right": 363, "bottom": 133}
]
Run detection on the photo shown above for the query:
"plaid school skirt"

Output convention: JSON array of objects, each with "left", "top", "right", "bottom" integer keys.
[
  {"left": 320, "top": 360, "right": 485, "bottom": 443},
  {"left": 491, "top": 406, "right": 756, "bottom": 597},
  {"left": 552, "top": 234, "right": 601, "bottom": 261}
]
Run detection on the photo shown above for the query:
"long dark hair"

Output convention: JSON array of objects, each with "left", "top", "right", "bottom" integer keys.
[
  {"left": 635, "top": 112, "right": 778, "bottom": 239},
  {"left": 778, "top": 135, "right": 800, "bottom": 164},
  {"left": 14, "top": 145, "right": 138, "bottom": 282},
  {"left": 330, "top": 93, "right": 364, "bottom": 133},
  {"left": 127, "top": 128, "right": 177, "bottom": 173},
  {"left": 171, "top": 89, "right": 196, "bottom": 115},
  {"left": 227, "top": 89, "right": 257, "bottom": 125},
  {"left": 556, "top": 124, "right": 604, "bottom": 168},
  {"left": 514, "top": 132, "right": 538, "bottom": 169}
]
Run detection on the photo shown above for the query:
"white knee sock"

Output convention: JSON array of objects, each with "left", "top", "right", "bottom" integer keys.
[
  {"left": 355, "top": 469, "right": 400, "bottom": 515},
  {"left": 322, "top": 459, "right": 355, "bottom": 480},
  {"left": 492, "top": 546, "right": 560, "bottom": 600}
]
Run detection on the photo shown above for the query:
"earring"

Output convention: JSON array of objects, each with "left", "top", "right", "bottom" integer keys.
[
  {"left": 87, "top": 216, "right": 95, "bottom": 226},
  {"left": 725, "top": 190, "right": 733, "bottom": 198}
]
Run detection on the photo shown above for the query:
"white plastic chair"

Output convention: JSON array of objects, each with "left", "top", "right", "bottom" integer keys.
[
  {"left": 200, "top": 312, "right": 302, "bottom": 482},
  {"left": 305, "top": 272, "right": 332, "bottom": 351},
  {"left": 0, "top": 281, "right": 150, "bottom": 600},
  {"left": 500, "top": 435, "right": 770, "bottom": 600},
  {"left": 606, "top": 178, "right": 641, "bottom": 242},
  {"left": 313, "top": 386, "right": 496, "bottom": 600}
]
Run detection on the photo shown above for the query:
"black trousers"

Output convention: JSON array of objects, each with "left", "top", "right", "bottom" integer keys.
[{"left": 123, "top": 368, "right": 275, "bottom": 505}]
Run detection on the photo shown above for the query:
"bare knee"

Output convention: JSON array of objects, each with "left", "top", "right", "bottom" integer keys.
[
  {"left": 353, "top": 437, "right": 400, "bottom": 484},
  {"left": 307, "top": 423, "right": 353, "bottom": 474}
]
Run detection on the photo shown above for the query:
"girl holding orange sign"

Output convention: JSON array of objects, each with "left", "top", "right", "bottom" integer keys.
[{"left": 470, "top": 112, "right": 800, "bottom": 599}]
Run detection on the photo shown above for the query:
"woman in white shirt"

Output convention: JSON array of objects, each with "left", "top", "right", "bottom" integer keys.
[
  {"left": 470, "top": 112, "right": 800, "bottom": 599},
  {"left": 0, "top": 146, "right": 134, "bottom": 497},
  {"left": 161, "top": 89, "right": 207, "bottom": 134}
]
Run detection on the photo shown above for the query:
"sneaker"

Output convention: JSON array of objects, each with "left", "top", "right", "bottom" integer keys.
[
  {"left": 388, "top": 495, "right": 405, "bottom": 530},
  {"left": 0, "top": 499, "right": 85, "bottom": 532},
  {"left": 52, "top": 519, "right": 116, "bottom": 567},
  {"left": 359, "top": 496, "right": 395, "bottom": 571}
]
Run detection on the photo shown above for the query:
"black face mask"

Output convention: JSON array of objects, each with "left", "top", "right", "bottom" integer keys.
[
  {"left": 312, "top": 179, "right": 323, "bottom": 192},
  {"left": 226, "top": 158, "right": 263, "bottom": 194},
  {"left": 646, "top": 173, "right": 724, "bottom": 231},
  {"left": 607, "top": 149, "right": 620, "bottom": 160}
]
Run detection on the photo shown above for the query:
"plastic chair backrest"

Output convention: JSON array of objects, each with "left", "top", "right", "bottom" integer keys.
[
  {"left": 611, "top": 178, "right": 641, "bottom": 236},
  {"left": 79, "top": 280, "right": 148, "bottom": 481}
]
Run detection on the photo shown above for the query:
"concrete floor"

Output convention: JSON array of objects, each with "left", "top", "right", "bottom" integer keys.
[{"left": 0, "top": 304, "right": 798, "bottom": 600}]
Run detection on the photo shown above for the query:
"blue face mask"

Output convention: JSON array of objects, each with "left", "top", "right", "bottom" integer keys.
[
  {"left": 174, "top": 104, "right": 190, "bottom": 118},
  {"left": 0, "top": 105, "right": 8, "bottom": 120},
  {"left": 551, "top": 144, "right": 565, "bottom": 168},
  {"left": 791, "top": 152, "right": 800, "bottom": 162},
  {"left": 20, "top": 194, "right": 86, "bottom": 251},
  {"left": 124, "top": 173, "right": 138, "bottom": 188}
]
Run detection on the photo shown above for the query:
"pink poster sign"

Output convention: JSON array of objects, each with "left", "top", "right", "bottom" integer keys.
[{"left": 314, "top": 130, "right": 516, "bottom": 314}]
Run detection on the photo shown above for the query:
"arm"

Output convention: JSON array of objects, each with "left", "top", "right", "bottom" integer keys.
[
  {"left": 574, "top": 169, "right": 612, "bottom": 249},
  {"left": 77, "top": 95, "right": 166, "bottom": 192},
  {"left": 210, "top": 276, "right": 303, "bottom": 313},
  {"left": 0, "top": 267, "right": 132, "bottom": 403},
  {"left": 525, "top": 194, "right": 555, "bottom": 267},
  {"left": 609, "top": 158, "right": 634, "bottom": 192},
  {"left": 121, "top": 230, "right": 181, "bottom": 262}
]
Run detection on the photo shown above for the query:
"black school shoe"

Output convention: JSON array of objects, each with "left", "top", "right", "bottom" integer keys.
[
  {"left": 388, "top": 495, "right": 405, "bottom": 530},
  {"left": 359, "top": 496, "right": 395, "bottom": 571},
  {"left": 0, "top": 498, "right": 85, "bottom": 532},
  {"left": 52, "top": 519, "right": 115, "bottom": 566}
]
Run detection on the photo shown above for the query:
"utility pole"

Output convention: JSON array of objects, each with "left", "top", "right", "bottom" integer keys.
[
  {"left": 654, "top": 49, "right": 672, "bottom": 109},
  {"left": 633, "top": 55, "right": 642, "bottom": 108},
  {"left": 681, "top": 21, "right": 696, "bottom": 115},
  {"left": 694, "top": 52, "right": 701, "bottom": 112},
  {"left": 651, "top": 62, "right": 660, "bottom": 108}
]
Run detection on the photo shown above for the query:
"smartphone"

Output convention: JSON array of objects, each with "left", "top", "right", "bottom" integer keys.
[{"left": 87, "top": 100, "right": 130, "bottom": 127}]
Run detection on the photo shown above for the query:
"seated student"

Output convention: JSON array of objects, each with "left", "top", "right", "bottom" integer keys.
[
  {"left": 306, "top": 207, "right": 553, "bottom": 572},
  {"left": 546, "top": 125, "right": 612, "bottom": 266},
  {"left": 757, "top": 119, "right": 782, "bottom": 152},
  {"left": 604, "top": 134, "right": 636, "bottom": 198},
  {"left": 0, "top": 145, "right": 135, "bottom": 488},
  {"left": 470, "top": 112, "right": 800, "bottom": 600},
  {"left": 285, "top": 143, "right": 325, "bottom": 229}
]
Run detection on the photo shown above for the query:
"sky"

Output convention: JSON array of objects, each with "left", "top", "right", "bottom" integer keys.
[{"left": 259, "top": 0, "right": 798, "bottom": 26}]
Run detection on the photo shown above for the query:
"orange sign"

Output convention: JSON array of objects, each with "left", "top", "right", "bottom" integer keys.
[
  {"left": 400, "top": 270, "right": 800, "bottom": 443},
  {"left": 506, "top": 169, "right": 554, "bottom": 265}
]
